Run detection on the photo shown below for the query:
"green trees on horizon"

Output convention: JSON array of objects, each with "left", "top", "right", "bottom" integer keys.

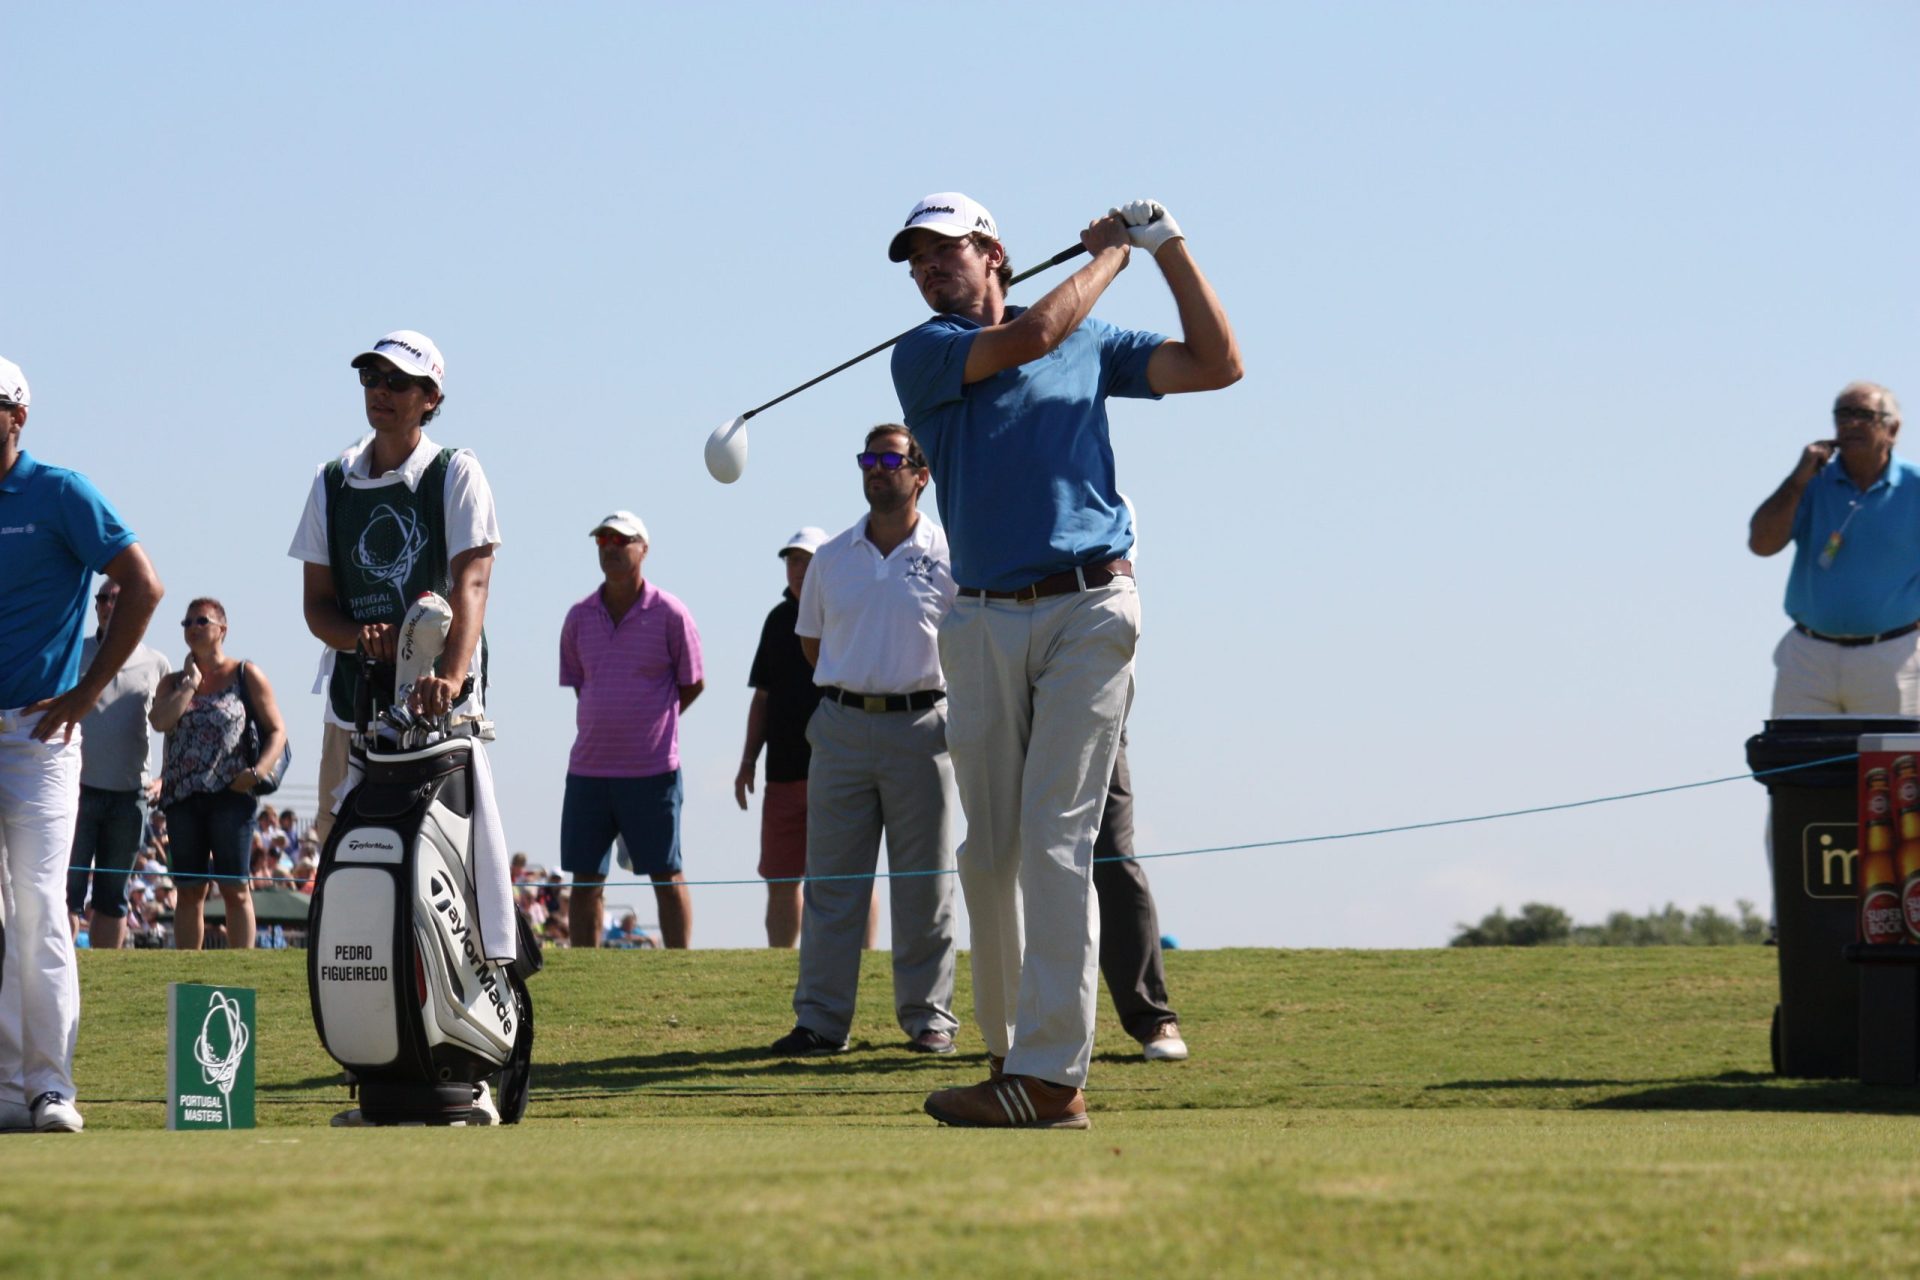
[{"left": 1450, "top": 901, "right": 1770, "bottom": 947}]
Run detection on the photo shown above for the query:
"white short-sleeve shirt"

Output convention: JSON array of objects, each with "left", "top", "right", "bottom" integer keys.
[
  {"left": 796, "top": 514, "right": 955, "bottom": 695},
  {"left": 286, "top": 432, "right": 502, "bottom": 727}
]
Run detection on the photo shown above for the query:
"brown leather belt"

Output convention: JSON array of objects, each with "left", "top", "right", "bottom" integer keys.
[
  {"left": 957, "top": 559, "right": 1134, "bottom": 603},
  {"left": 1795, "top": 620, "right": 1920, "bottom": 648}
]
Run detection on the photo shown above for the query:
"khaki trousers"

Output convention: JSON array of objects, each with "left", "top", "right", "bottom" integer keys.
[{"left": 937, "top": 577, "right": 1139, "bottom": 1088}]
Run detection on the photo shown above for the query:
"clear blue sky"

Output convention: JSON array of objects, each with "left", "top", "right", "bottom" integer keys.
[{"left": 10, "top": 3, "right": 1918, "bottom": 947}]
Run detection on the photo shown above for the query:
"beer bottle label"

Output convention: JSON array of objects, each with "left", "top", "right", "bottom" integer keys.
[{"left": 1865, "top": 889, "right": 1905, "bottom": 945}]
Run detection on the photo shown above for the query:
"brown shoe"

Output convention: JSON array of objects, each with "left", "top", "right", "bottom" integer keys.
[{"left": 924, "top": 1074, "right": 1090, "bottom": 1130}]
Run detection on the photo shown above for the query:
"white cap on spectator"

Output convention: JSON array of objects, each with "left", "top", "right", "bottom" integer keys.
[
  {"left": 592, "top": 511, "right": 649, "bottom": 544},
  {"left": 350, "top": 330, "right": 445, "bottom": 389},
  {"left": 0, "top": 356, "right": 29, "bottom": 407},
  {"left": 778, "top": 527, "right": 829, "bottom": 559}
]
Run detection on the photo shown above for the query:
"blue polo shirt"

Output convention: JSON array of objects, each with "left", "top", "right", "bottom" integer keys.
[
  {"left": 0, "top": 451, "right": 138, "bottom": 708},
  {"left": 1785, "top": 454, "right": 1920, "bottom": 636},
  {"left": 890, "top": 306, "right": 1165, "bottom": 591}
]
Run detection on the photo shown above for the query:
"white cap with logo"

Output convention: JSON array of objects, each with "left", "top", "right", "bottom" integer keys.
[
  {"left": 350, "top": 330, "right": 446, "bottom": 390},
  {"left": 591, "top": 511, "right": 649, "bottom": 544},
  {"left": 778, "top": 527, "right": 829, "bottom": 559},
  {"left": 888, "top": 192, "right": 999, "bottom": 263},
  {"left": 0, "top": 356, "right": 29, "bottom": 407}
]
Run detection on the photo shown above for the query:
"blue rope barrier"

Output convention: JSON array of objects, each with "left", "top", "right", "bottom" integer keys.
[{"left": 83, "top": 751, "right": 1856, "bottom": 890}]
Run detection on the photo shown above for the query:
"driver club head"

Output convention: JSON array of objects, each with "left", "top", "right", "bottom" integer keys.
[{"left": 705, "top": 415, "right": 748, "bottom": 484}]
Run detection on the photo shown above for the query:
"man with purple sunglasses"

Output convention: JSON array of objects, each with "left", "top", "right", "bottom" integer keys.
[{"left": 769, "top": 424, "right": 959, "bottom": 1059}]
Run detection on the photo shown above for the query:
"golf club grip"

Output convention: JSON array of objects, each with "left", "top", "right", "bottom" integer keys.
[
  {"left": 1007, "top": 243, "right": 1088, "bottom": 288},
  {"left": 742, "top": 242, "right": 1092, "bottom": 421}
]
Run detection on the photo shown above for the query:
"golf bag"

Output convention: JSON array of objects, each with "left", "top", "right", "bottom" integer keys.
[{"left": 306, "top": 614, "right": 537, "bottom": 1125}]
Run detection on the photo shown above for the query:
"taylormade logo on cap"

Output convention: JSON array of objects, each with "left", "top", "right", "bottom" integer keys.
[
  {"left": 887, "top": 192, "right": 998, "bottom": 262},
  {"left": 350, "top": 329, "right": 446, "bottom": 388}
]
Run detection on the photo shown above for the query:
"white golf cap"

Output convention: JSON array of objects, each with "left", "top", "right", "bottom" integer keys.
[
  {"left": 887, "top": 191, "right": 998, "bottom": 263},
  {"left": 0, "top": 356, "right": 29, "bottom": 407},
  {"left": 350, "top": 330, "right": 446, "bottom": 389},
  {"left": 778, "top": 527, "right": 829, "bottom": 559},
  {"left": 591, "top": 511, "right": 649, "bottom": 543}
]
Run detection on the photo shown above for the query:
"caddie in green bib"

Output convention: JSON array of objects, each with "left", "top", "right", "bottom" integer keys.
[{"left": 323, "top": 447, "right": 487, "bottom": 721}]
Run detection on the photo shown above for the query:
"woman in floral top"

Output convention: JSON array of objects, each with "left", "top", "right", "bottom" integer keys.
[{"left": 149, "top": 596, "right": 285, "bottom": 949}]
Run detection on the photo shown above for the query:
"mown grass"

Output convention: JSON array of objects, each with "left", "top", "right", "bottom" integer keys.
[{"left": 7, "top": 946, "right": 1920, "bottom": 1278}]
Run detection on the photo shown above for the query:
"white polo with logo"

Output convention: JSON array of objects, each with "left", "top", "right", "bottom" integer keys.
[{"left": 796, "top": 516, "right": 955, "bottom": 694}]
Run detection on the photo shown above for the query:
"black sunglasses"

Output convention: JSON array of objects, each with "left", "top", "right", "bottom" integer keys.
[
  {"left": 181, "top": 615, "right": 219, "bottom": 628},
  {"left": 1835, "top": 406, "right": 1887, "bottom": 425},
  {"left": 856, "top": 451, "right": 917, "bottom": 471},
  {"left": 358, "top": 368, "right": 427, "bottom": 393}
]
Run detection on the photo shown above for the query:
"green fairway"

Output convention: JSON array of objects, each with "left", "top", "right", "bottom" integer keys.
[{"left": 7, "top": 946, "right": 1919, "bottom": 1278}]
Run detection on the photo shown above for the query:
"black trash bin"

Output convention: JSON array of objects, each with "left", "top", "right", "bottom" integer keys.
[{"left": 1748, "top": 716, "right": 1920, "bottom": 1078}]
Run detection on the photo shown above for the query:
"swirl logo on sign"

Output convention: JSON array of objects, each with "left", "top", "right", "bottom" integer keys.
[
  {"left": 353, "top": 504, "right": 429, "bottom": 610},
  {"left": 193, "top": 992, "right": 251, "bottom": 1129}
]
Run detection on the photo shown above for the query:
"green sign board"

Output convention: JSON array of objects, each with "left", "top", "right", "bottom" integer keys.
[{"left": 167, "top": 983, "right": 256, "bottom": 1130}]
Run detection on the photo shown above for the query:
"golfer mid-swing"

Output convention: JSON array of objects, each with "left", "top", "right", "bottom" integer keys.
[{"left": 887, "top": 194, "right": 1241, "bottom": 1129}]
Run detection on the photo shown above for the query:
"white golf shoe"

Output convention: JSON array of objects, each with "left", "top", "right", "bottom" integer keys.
[
  {"left": 31, "top": 1092, "right": 84, "bottom": 1132},
  {"left": 463, "top": 1083, "right": 500, "bottom": 1126}
]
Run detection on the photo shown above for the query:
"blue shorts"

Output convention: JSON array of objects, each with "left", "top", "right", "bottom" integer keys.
[
  {"left": 561, "top": 771, "right": 683, "bottom": 879},
  {"left": 68, "top": 786, "right": 147, "bottom": 918},
  {"left": 165, "top": 789, "right": 256, "bottom": 890}
]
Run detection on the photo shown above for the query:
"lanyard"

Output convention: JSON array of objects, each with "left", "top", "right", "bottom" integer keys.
[{"left": 1819, "top": 497, "right": 1869, "bottom": 569}]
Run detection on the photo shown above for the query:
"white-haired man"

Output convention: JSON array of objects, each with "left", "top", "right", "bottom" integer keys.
[{"left": 1751, "top": 382, "right": 1920, "bottom": 713}]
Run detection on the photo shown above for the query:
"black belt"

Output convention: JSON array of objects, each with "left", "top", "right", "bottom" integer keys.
[
  {"left": 1795, "top": 620, "right": 1920, "bottom": 648},
  {"left": 958, "top": 559, "right": 1133, "bottom": 603},
  {"left": 819, "top": 686, "right": 945, "bottom": 713}
]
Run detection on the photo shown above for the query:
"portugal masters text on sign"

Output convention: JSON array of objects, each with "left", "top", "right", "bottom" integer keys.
[{"left": 167, "top": 983, "right": 256, "bottom": 1131}]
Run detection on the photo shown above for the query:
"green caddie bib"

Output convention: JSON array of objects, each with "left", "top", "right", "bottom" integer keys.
[{"left": 324, "top": 447, "right": 486, "bottom": 722}]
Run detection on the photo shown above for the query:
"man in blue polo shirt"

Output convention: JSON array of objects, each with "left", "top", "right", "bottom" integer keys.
[
  {"left": 1750, "top": 382, "right": 1920, "bottom": 712},
  {"left": 888, "top": 195, "right": 1241, "bottom": 1129},
  {"left": 0, "top": 355, "right": 164, "bottom": 1133}
]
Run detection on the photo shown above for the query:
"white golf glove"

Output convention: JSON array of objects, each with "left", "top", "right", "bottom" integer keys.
[{"left": 1111, "top": 199, "right": 1184, "bottom": 256}]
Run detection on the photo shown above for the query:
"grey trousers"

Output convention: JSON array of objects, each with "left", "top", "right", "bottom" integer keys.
[
  {"left": 792, "top": 699, "right": 958, "bottom": 1041},
  {"left": 1093, "top": 737, "right": 1178, "bottom": 1042}
]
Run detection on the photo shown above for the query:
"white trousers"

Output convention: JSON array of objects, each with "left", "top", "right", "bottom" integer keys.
[
  {"left": 0, "top": 711, "right": 83, "bottom": 1104},
  {"left": 938, "top": 578, "right": 1139, "bottom": 1088},
  {"left": 1771, "top": 626, "right": 1920, "bottom": 715}
]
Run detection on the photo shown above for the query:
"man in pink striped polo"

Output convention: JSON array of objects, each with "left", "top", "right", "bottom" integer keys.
[{"left": 558, "top": 511, "right": 704, "bottom": 948}]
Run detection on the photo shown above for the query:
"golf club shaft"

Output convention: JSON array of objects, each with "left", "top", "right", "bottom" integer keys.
[{"left": 740, "top": 243, "right": 1090, "bottom": 423}]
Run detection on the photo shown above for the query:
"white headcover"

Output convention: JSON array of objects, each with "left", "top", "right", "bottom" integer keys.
[{"left": 395, "top": 591, "right": 454, "bottom": 695}]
